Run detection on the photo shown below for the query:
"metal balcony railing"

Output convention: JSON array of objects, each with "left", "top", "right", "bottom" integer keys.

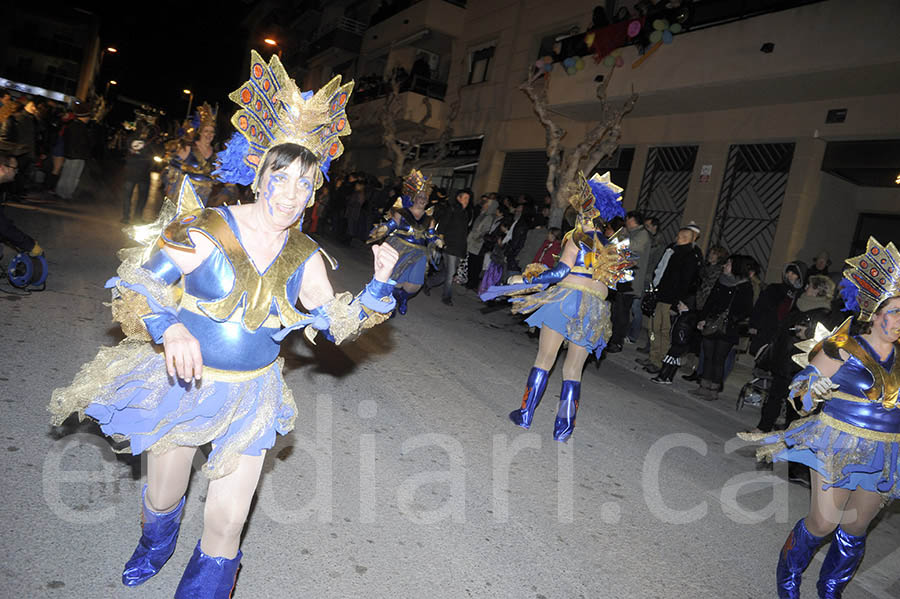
[
  {"left": 369, "top": 0, "right": 466, "bottom": 26},
  {"left": 353, "top": 75, "right": 448, "bottom": 104},
  {"left": 308, "top": 16, "right": 367, "bottom": 56}
]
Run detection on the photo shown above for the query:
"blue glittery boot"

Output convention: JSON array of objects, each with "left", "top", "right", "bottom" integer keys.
[
  {"left": 816, "top": 527, "right": 866, "bottom": 598},
  {"left": 553, "top": 380, "right": 581, "bottom": 442},
  {"left": 509, "top": 367, "right": 549, "bottom": 428},
  {"left": 776, "top": 519, "right": 825, "bottom": 598},
  {"left": 174, "top": 541, "right": 242, "bottom": 599},
  {"left": 121, "top": 485, "right": 185, "bottom": 586},
  {"left": 392, "top": 287, "right": 411, "bottom": 315}
]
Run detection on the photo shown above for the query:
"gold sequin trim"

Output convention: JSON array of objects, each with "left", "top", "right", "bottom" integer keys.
[{"left": 817, "top": 413, "right": 900, "bottom": 442}]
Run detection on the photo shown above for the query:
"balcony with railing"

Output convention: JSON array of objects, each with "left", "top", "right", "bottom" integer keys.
[
  {"left": 348, "top": 75, "right": 450, "bottom": 133},
  {"left": 369, "top": 0, "right": 466, "bottom": 26},
  {"left": 541, "top": 0, "right": 900, "bottom": 120},
  {"left": 361, "top": 0, "right": 465, "bottom": 53},
  {"left": 307, "top": 16, "right": 367, "bottom": 59}
]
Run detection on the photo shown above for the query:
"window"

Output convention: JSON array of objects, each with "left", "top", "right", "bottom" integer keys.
[{"left": 467, "top": 44, "right": 495, "bottom": 84}]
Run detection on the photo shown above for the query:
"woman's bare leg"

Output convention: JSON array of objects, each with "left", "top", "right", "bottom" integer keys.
[
  {"left": 147, "top": 446, "right": 197, "bottom": 512},
  {"left": 200, "top": 452, "right": 266, "bottom": 559}
]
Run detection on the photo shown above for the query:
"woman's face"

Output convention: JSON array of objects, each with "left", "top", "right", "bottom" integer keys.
[
  {"left": 257, "top": 158, "right": 316, "bottom": 230},
  {"left": 413, "top": 193, "right": 428, "bottom": 210},
  {"left": 199, "top": 126, "right": 215, "bottom": 145},
  {"left": 723, "top": 259, "right": 733, "bottom": 275},
  {"left": 873, "top": 297, "right": 900, "bottom": 343}
]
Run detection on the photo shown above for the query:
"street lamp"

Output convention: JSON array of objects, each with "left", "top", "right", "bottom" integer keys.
[
  {"left": 183, "top": 89, "right": 194, "bottom": 120},
  {"left": 264, "top": 38, "right": 282, "bottom": 58},
  {"left": 105, "top": 80, "right": 117, "bottom": 95},
  {"left": 107, "top": 47, "right": 118, "bottom": 53}
]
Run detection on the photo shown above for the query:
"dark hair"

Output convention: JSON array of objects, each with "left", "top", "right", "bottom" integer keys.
[
  {"left": 549, "top": 227, "right": 562, "bottom": 238},
  {"left": 644, "top": 216, "right": 660, "bottom": 228},
  {"left": 730, "top": 254, "right": 754, "bottom": 279},
  {"left": 626, "top": 210, "right": 643, "bottom": 223},
  {"left": 259, "top": 143, "right": 318, "bottom": 182},
  {"left": 457, "top": 188, "right": 473, "bottom": 200}
]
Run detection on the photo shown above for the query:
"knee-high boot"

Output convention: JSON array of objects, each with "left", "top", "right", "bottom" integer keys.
[
  {"left": 122, "top": 485, "right": 185, "bottom": 586},
  {"left": 816, "top": 527, "right": 866, "bottom": 598},
  {"left": 509, "top": 367, "right": 549, "bottom": 428},
  {"left": 776, "top": 518, "right": 826, "bottom": 598},
  {"left": 392, "top": 287, "right": 411, "bottom": 315},
  {"left": 553, "top": 380, "right": 581, "bottom": 442},
  {"left": 174, "top": 541, "right": 242, "bottom": 599}
]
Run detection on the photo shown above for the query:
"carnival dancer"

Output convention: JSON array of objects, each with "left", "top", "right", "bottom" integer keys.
[
  {"left": 367, "top": 169, "right": 442, "bottom": 315},
  {"left": 164, "top": 103, "right": 223, "bottom": 206},
  {"left": 480, "top": 172, "right": 632, "bottom": 441},
  {"left": 48, "top": 51, "right": 398, "bottom": 599},
  {"left": 739, "top": 237, "right": 900, "bottom": 598}
]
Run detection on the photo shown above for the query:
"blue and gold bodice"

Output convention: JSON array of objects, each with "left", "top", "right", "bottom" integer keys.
[
  {"left": 570, "top": 230, "right": 610, "bottom": 278},
  {"left": 822, "top": 333, "right": 900, "bottom": 434},
  {"left": 390, "top": 208, "right": 432, "bottom": 246},
  {"left": 149, "top": 206, "right": 318, "bottom": 371}
]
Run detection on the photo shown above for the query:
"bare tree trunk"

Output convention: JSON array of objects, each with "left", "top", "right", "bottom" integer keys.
[{"left": 520, "top": 66, "right": 638, "bottom": 228}]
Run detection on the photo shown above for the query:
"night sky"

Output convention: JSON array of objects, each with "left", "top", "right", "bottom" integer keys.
[{"left": 84, "top": 0, "right": 255, "bottom": 119}]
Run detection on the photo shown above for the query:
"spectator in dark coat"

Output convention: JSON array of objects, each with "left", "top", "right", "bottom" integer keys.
[
  {"left": 431, "top": 188, "right": 471, "bottom": 305},
  {"left": 121, "top": 134, "right": 152, "bottom": 223},
  {"left": 640, "top": 222, "right": 703, "bottom": 371},
  {"left": 55, "top": 101, "right": 92, "bottom": 200},
  {"left": 748, "top": 261, "right": 807, "bottom": 355},
  {"left": 692, "top": 255, "right": 756, "bottom": 400},
  {"left": 0, "top": 99, "right": 38, "bottom": 197}
]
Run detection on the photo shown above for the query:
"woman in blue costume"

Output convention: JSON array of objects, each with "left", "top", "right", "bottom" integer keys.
[
  {"left": 48, "top": 52, "right": 398, "bottom": 599},
  {"left": 367, "top": 169, "right": 442, "bottom": 315},
  {"left": 481, "top": 172, "right": 632, "bottom": 441},
  {"left": 740, "top": 237, "right": 900, "bottom": 598},
  {"left": 165, "top": 103, "right": 220, "bottom": 205}
]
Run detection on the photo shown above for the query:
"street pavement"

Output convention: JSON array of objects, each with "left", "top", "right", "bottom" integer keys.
[{"left": 1, "top": 190, "right": 898, "bottom": 599}]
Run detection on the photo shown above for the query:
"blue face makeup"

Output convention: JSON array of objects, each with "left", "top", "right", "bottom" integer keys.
[{"left": 262, "top": 173, "right": 283, "bottom": 217}]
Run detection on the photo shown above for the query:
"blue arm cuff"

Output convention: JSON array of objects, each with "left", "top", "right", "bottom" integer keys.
[
  {"left": 143, "top": 313, "right": 180, "bottom": 344},
  {"left": 526, "top": 262, "right": 571, "bottom": 285},
  {"left": 142, "top": 250, "right": 183, "bottom": 285},
  {"left": 789, "top": 364, "right": 823, "bottom": 412}
]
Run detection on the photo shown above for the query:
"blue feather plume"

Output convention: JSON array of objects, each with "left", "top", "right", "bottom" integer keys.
[
  {"left": 588, "top": 179, "right": 625, "bottom": 222},
  {"left": 838, "top": 278, "right": 860, "bottom": 313},
  {"left": 213, "top": 132, "right": 256, "bottom": 186}
]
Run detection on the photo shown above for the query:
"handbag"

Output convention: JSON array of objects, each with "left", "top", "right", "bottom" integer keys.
[
  {"left": 701, "top": 290, "right": 735, "bottom": 337},
  {"left": 454, "top": 255, "right": 469, "bottom": 285},
  {"left": 641, "top": 288, "right": 658, "bottom": 317}
]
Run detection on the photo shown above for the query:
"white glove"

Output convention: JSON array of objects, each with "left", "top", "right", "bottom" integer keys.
[{"left": 810, "top": 376, "right": 839, "bottom": 399}]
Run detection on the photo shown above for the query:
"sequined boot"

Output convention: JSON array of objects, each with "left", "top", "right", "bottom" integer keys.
[
  {"left": 553, "top": 380, "right": 581, "bottom": 442},
  {"left": 816, "top": 527, "right": 866, "bottom": 598},
  {"left": 509, "top": 367, "right": 549, "bottom": 428},
  {"left": 174, "top": 541, "right": 242, "bottom": 599},
  {"left": 122, "top": 485, "right": 185, "bottom": 586},
  {"left": 776, "top": 519, "right": 825, "bottom": 598}
]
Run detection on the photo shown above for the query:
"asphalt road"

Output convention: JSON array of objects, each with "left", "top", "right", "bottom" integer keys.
[{"left": 1, "top": 192, "right": 897, "bottom": 599}]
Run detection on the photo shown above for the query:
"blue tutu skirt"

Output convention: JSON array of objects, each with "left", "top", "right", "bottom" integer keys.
[
  {"left": 387, "top": 236, "right": 427, "bottom": 286},
  {"left": 751, "top": 412, "right": 900, "bottom": 499},
  {"left": 512, "top": 281, "right": 612, "bottom": 357},
  {"left": 49, "top": 340, "right": 297, "bottom": 479}
]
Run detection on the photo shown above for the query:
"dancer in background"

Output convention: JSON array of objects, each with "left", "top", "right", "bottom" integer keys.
[
  {"left": 740, "top": 237, "right": 900, "bottom": 598},
  {"left": 367, "top": 169, "right": 442, "bottom": 315},
  {"left": 482, "top": 172, "right": 632, "bottom": 441}
]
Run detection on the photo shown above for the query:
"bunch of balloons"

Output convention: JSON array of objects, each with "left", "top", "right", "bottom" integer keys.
[
  {"left": 562, "top": 56, "right": 586, "bottom": 75},
  {"left": 534, "top": 55, "right": 554, "bottom": 74},
  {"left": 601, "top": 48, "right": 625, "bottom": 68},
  {"left": 649, "top": 18, "right": 683, "bottom": 44}
]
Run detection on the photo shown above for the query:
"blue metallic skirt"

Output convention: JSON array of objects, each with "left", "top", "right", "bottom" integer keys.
[
  {"left": 49, "top": 340, "right": 297, "bottom": 479},
  {"left": 513, "top": 281, "right": 612, "bottom": 357},
  {"left": 752, "top": 404, "right": 900, "bottom": 499},
  {"left": 386, "top": 235, "right": 427, "bottom": 285}
]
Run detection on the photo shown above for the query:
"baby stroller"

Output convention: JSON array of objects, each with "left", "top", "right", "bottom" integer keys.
[{"left": 736, "top": 343, "right": 772, "bottom": 411}]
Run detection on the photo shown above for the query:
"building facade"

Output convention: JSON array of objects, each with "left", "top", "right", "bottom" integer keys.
[{"left": 293, "top": 0, "right": 900, "bottom": 279}]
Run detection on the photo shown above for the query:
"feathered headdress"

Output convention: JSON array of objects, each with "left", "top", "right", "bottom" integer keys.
[
  {"left": 399, "top": 169, "right": 432, "bottom": 209},
  {"left": 839, "top": 237, "right": 900, "bottom": 321},
  {"left": 568, "top": 171, "right": 625, "bottom": 224},
  {"left": 214, "top": 50, "right": 353, "bottom": 192},
  {"left": 190, "top": 102, "right": 217, "bottom": 133}
]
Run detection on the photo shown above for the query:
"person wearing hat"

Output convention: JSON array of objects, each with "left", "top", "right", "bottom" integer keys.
[
  {"left": 54, "top": 100, "right": 92, "bottom": 200},
  {"left": 638, "top": 221, "right": 703, "bottom": 373}
]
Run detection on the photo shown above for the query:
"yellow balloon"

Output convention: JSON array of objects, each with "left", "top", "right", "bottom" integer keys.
[{"left": 585, "top": 32, "right": 596, "bottom": 47}]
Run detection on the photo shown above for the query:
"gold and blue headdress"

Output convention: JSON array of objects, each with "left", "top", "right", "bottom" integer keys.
[
  {"left": 214, "top": 50, "right": 353, "bottom": 192},
  {"left": 839, "top": 237, "right": 900, "bottom": 321},
  {"left": 400, "top": 169, "right": 432, "bottom": 209},
  {"left": 568, "top": 171, "right": 625, "bottom": 224}
]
